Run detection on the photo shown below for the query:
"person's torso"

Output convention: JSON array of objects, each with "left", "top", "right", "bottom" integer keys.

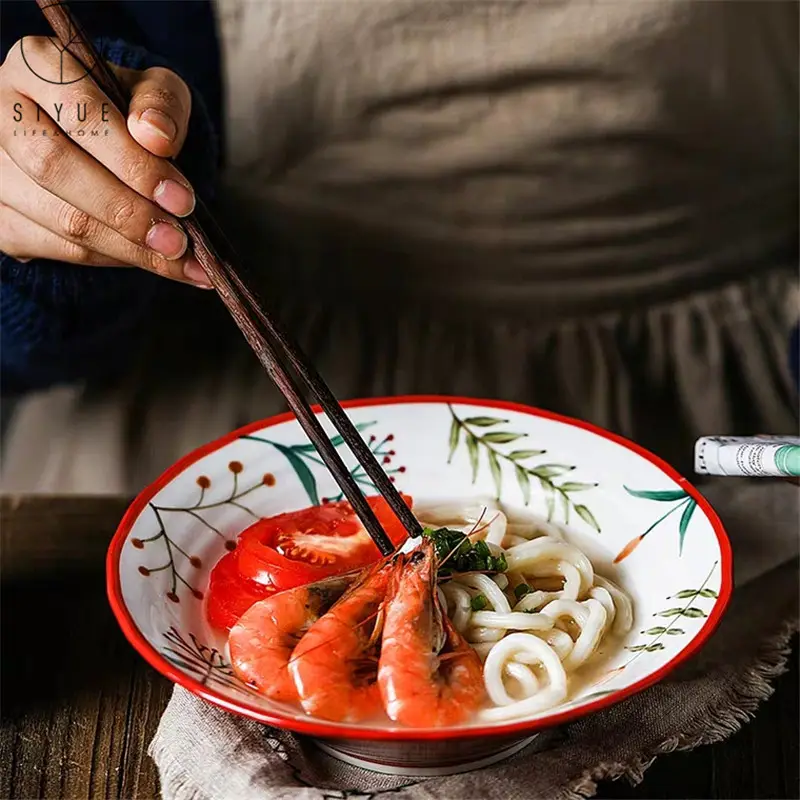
[{"left": 217, "top": 0, "right": 798, "bottom": 313}]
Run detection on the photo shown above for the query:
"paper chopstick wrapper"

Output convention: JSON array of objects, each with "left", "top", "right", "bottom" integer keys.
[{"left": 695, "top": 436, "right": 800, "bottom": 477}]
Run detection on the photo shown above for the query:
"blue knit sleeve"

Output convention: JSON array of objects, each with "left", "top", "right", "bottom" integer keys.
[{"left": 0, "top": 37, "right": 219, "bottom": 393}]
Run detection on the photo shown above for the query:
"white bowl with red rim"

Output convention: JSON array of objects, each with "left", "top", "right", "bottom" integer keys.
[{"left": 107, "top": 396, "right": 732, "bottom": 775}]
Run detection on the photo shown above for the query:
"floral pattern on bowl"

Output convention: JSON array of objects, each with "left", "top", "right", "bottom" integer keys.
[{"left": 108, "top": 396, "right": 731, "bottom": 768}]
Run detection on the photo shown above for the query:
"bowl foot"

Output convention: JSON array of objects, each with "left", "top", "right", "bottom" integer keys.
[{"left": 314, "top": 734, "right": 539, "bottom": 777}]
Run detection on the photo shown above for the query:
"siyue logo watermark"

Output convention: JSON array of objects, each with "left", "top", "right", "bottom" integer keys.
[
  {"left": 11, "top": 29, "right": 111, "bottom": 139},
  {"left": 20, "top": 23, "right": 91, "bottom": 85},
  {"left": 12, "top": 101, "right": 109, "bottom": 132}
]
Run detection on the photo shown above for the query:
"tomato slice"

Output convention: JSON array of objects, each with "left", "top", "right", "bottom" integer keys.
[
  {"left": 205, "top": 548, "right": 278, "bottom": 631},
  {"left": 236, "top": 494, "right": 412, "bottom": 591}
]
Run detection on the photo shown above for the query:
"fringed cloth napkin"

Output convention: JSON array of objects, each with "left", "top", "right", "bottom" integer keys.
[{"left": 150, "top": 480, "right": 799, "bottom": 800}]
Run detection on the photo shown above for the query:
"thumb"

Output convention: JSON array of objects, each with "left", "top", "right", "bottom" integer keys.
[{"left": 118, "top": 65, "right": 192, "bottom": 159}]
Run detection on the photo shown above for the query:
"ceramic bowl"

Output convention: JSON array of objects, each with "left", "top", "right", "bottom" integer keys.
[{"left": 108, "top": 396, "right": 731, "bottom": 775}]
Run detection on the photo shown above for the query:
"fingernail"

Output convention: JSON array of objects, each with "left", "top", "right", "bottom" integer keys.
[
  {"left": 183, "top": 256, "right": 213, "bottom": 288},
  {"left": 146, "top": 222, "right": 187, "bottom": 260},
  {"left": 153, "top": 179, "right": 195, "bottom": 218},
  {"left": 137, "top": 108, "right": 177, "bottom": 142}
]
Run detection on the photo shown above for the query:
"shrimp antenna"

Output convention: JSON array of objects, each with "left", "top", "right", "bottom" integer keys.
[
  {"left": 468, "top": 507, "right": 488, "bottom": 537},
  {"left": 468, "top": 511, "right": 501, "bottom": 541}
]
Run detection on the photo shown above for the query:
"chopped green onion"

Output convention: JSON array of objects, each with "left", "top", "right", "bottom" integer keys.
[
  {"left": 421, "top": 526, "right": 508, "bottom": 576},
  {"left": 514, "top": 583, "right": 531, "bottom": 600},
  {"left": 470, "top": 594, "right": 488, "bottom": 611},
  {"left": 474, "top": 540, "right": 490, "bottom": 557}
]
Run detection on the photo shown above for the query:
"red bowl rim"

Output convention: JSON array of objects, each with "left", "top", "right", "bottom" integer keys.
[{"left": 107, "top": 394, "right": 733, "bottom": 742}]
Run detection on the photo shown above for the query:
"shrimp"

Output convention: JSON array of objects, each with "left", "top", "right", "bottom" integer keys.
[
  {"left": 378, "top": 541, "right": 486, "bottom": 727},
  {"left": 288, "top": 558, "right": 397, "bottom": 722},
  {"left": 228, "top": 572, "right": 355, "bottom": 701}
]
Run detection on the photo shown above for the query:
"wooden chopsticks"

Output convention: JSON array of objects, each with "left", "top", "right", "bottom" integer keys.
[{"left": 36, "top": 0, "right": 423, "bottom": 555}]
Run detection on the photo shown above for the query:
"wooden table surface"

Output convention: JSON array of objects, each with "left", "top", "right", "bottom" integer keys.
[{"left": 1, "top": 496, "right": 797, "bottom": 800}]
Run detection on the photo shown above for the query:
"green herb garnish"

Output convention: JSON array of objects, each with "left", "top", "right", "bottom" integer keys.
[
  {"left": 514, "top": 583, "right": 531, "bottom": 600},
  {"left": 470, "top": 594, "right": 488, "bottom": 611},
  {"left": 422, "top": 526, "right": 508, "bottom": 576}
]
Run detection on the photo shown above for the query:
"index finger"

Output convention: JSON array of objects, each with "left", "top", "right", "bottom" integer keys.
[{"left": 8, "top": 37, "right": 195, "bottom": 219}]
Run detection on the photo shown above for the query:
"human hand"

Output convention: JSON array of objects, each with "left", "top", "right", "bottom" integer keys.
[{"left": 0, "top": 36, "right": 210, "bottom": 287}]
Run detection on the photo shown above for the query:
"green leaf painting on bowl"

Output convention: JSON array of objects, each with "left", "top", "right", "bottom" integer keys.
[
  {"left": 446, "top": 405, "right": 601, "bottom": 532},
  {"left": 614, "top": 486, "right": 698, "bottom": 562}
]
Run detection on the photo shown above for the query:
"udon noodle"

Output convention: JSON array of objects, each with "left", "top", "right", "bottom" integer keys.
[{"left": 413, "top": 498, "right": 634, "bottom": 722}]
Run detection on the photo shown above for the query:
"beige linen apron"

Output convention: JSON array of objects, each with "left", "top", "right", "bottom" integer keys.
[{"left": 2, "top": 0, "right": 797, "bottom": 493}]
